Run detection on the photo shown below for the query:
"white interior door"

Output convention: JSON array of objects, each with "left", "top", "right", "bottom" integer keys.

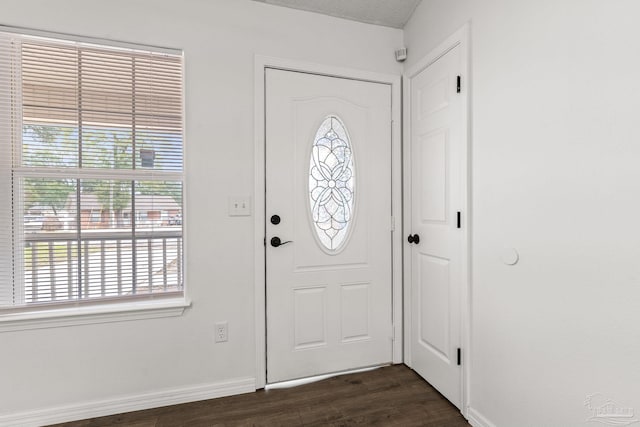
[
  {"left": 265, "top": 68, "right": 393, "bottom": 384},
  {"left": 408, "top": 44, "right": 464, "bottom": 408}
]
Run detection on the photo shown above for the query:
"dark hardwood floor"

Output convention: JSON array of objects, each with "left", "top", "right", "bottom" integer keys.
[{"left": 51, "top": 364, "right": 469, "bottom": 427}]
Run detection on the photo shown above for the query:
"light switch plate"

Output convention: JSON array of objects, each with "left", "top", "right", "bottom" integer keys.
[{"left": 228, "top": 196, "right": 251, "bottom": 216}]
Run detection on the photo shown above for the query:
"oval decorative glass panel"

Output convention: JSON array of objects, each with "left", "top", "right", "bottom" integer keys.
[{"left": 308, "top": 116, "right": 355, "bottom": 251}]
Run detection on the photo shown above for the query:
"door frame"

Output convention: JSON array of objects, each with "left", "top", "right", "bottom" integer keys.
[
  {"left": 254, "top": 56, "right": 402, "bottom": 389},
  {"left": 402, "top": 23, "right": 472, "bottom": 416}
]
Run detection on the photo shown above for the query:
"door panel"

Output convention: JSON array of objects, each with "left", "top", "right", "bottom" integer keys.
[
  {"left": 293, "top": 286, "right": 327, "bottom": 349},
  {"left": 419, "top": 254, "right": 450, "bottom": 358},
  {"left": 266, "top": 69, "right": 392, "bottom": 383},
  {"left": 420, "top": 130, "right": 449, "bottom": 222},
  {"left": 409, "top": 45, "right": 463, "bottom": 408},
  {"left": 340, "top": 283, "right": 371, "bottom": 342}
]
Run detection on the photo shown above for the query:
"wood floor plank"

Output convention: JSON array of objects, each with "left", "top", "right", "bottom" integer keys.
[{"left": 50, "top": 365, "right": 469, "bottom": 427}]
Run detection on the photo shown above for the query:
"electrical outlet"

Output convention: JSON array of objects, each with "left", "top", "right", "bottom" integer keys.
[{"left": 215, "top": 321, "right": 228, "bottom": 343}]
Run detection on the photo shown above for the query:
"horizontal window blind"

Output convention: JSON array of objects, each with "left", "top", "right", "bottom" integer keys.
[
  {"left": 0, "top": 30, "right": 184, "bottom": 309},
  {"left": 0, "top": 33, "right": 15, "bottom": 306}
]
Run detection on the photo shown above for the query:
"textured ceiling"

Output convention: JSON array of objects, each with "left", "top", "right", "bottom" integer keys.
[{"left": 252, "top": 0, "right": 422, "bottom": 29}]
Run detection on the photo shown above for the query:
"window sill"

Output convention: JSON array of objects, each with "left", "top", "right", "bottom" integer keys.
[{"left": 0, "top": 298, "right": 191, "bottom": 332}]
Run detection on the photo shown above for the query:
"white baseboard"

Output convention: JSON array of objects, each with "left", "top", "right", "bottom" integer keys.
[
  {"left": 467, "top": 406, "right": 497, "bottom": 427},
  {"left": 0, "top": 377, "right": 256, "bottom": 427}
]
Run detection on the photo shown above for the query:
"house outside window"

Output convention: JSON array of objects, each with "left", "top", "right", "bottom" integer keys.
[
  {"left": 90, "top": 210, "right": 101, "bottom": 223},
  {"left": 0, "top": 29, "right": 185, "bottom": 314}
]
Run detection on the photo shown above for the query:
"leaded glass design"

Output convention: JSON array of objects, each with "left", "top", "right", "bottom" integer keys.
[{"left": 309, "top": 116, "right": 355, "bottom": 251}]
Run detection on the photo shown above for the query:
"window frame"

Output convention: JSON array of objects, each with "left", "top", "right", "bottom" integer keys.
[{"left": 0, "top": 26, "right": 190, "bottom": 329}]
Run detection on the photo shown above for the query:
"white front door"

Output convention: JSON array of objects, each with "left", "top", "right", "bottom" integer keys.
[
  {"left": 408, "top": 44, "right": 464, "bottom": 407},
  {"left": 265, "top": 68, "right": 393, "bottom": 383}
]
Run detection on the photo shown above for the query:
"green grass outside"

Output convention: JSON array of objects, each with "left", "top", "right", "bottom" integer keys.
[{"left": 24, "top": 243, "right": 89, "bottom": 269}]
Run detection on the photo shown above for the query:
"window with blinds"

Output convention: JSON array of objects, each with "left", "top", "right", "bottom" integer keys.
[{"left": 0, "top": 30, "right": 185, "bottom": 310}]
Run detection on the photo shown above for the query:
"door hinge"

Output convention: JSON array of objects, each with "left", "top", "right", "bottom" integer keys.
[
  {"left": 457, "top": 211, "right": 461, "bottom": 229},
  {"left": 456, "top": 75, "right": 461, "bottom": 93},
  {"left": 263, "top": 237, "right": 266, "bottom": 246},
  {"left": 457, "top": 348, "right": 462, "bottom": 365}
]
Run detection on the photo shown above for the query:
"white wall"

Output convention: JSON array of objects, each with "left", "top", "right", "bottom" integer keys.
[
  {"left": 0, "top": 0, "right": 402, "bottom": 419},
  {"left": 405, "top": 1, "right": 640, "bottom": 426}
]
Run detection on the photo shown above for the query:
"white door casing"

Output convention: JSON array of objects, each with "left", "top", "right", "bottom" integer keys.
[
  {"left": 404, "top": 27, "right": 470, "bottom": 412},
  {"left": 265, "top": 68, "right": 394, "bottom": 383}
]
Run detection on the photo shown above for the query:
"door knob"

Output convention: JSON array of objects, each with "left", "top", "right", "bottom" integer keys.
[
  {"left": 270, "top": 236, "right": 292, "bottom": 247},
  {"left": 407, "top": 234, "right": 420, "bottom": 244}
]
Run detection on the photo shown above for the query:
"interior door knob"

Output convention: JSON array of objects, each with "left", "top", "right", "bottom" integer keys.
[
  {"left": 407, "top": 234, "right": 420, "bottom": 244},
  {"left": 270, "top": 236, "right": 292, "bottom": 247}
]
